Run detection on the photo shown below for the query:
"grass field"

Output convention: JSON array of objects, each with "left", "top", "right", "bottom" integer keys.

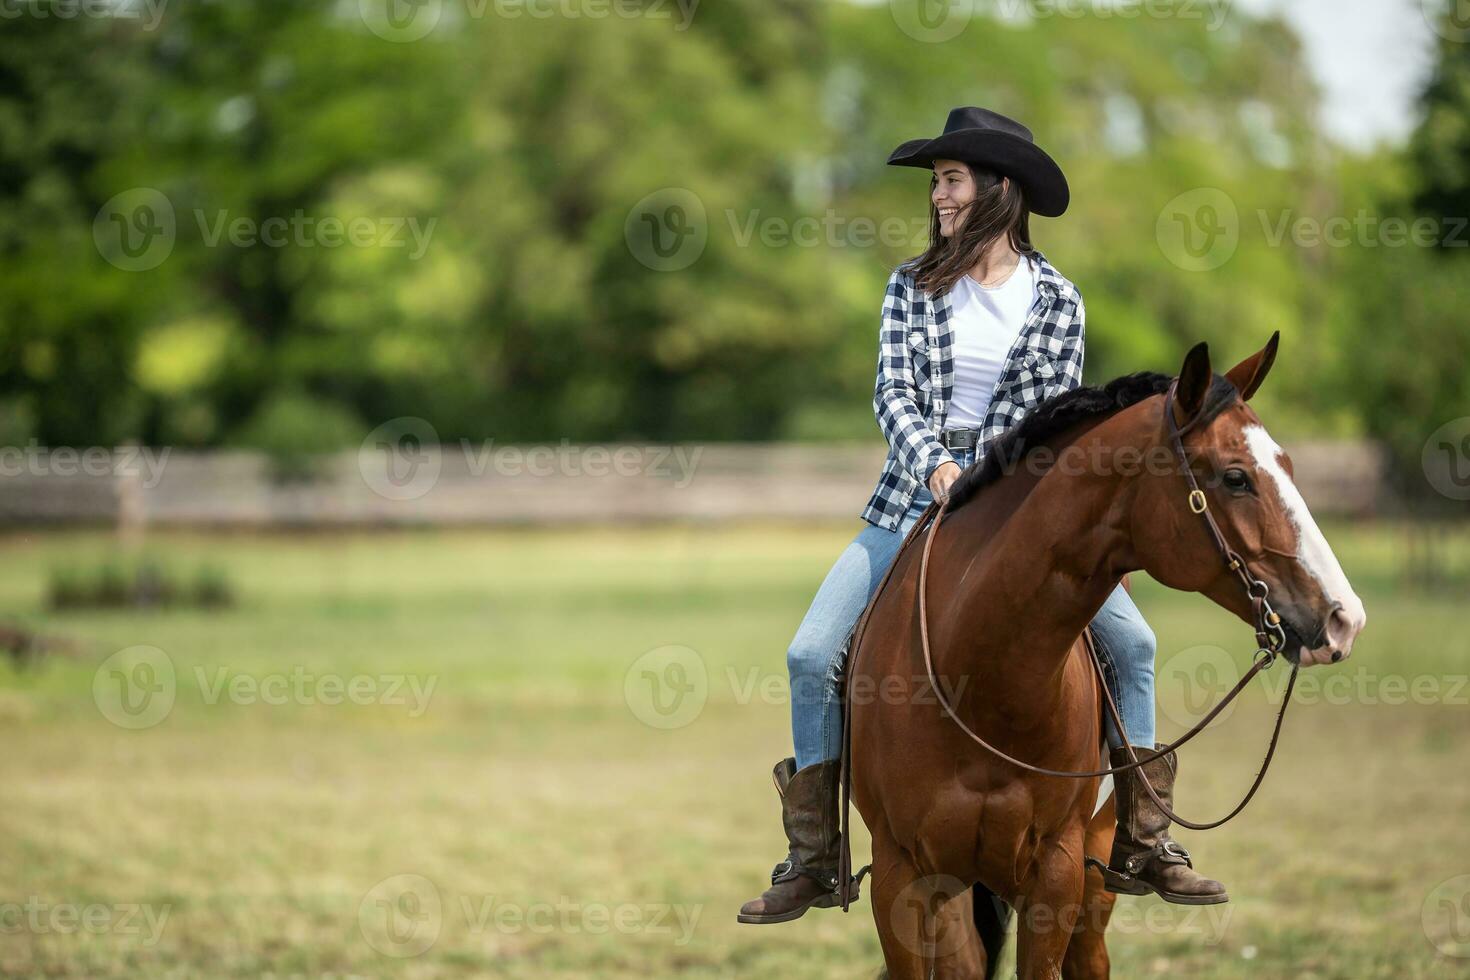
[{"left": 0, "top": 522, "right": 1467, "bottom": 978}]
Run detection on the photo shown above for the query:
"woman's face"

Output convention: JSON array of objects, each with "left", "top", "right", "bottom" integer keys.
[
  {"left": 931, "top": 158, "right": 975, "bottom": 239},
  {"left": 931, "top": 160, "right": 1008, "bottom": 239}
]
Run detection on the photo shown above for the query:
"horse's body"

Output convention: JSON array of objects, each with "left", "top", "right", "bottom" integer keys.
[
  {"left": 852, "top": 404, "right": 1131, "bottom": 979},
  {"left": 849, "top": 338, "right": 1366, "bottom": 979}
]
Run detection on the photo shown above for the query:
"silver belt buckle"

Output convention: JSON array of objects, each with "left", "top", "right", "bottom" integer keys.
[{"left": 942, "top": 428, "right": 976, "bottom": 450}]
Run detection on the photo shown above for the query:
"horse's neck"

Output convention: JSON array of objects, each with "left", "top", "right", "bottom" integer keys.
[{"left": 930, "top": 420, "right": 1141, "bottom": 699}]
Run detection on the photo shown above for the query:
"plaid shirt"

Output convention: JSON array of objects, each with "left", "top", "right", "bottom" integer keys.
[{"left": 861, "top": 251, "right": 1086, "bottom": 529}]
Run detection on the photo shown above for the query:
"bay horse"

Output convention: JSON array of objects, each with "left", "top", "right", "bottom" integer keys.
[{"left": 848, "top": 336, "right": 1366, "bottom": 979}]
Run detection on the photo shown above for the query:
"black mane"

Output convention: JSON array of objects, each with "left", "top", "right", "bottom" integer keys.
[{"left": 944, "top": 371, "right": 1239, "bottom": 510}]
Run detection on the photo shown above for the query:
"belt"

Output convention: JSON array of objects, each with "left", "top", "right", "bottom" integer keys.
[{"left": 940, "top": 428, "right": 980, "bottom": 450}]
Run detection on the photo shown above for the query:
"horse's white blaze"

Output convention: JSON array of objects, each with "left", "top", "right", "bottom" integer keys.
[{"left": 1243, "top": 425, "right": 1366, "bottom": 638}]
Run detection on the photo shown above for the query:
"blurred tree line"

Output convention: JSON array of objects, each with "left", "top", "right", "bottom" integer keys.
[{"left": 0, "top": 0, "right": 1464, "bottom": 492}]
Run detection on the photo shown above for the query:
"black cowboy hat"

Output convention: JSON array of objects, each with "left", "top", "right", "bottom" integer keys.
[{"left": 887, "top": 106, "right": 1069, "bottom": 218}]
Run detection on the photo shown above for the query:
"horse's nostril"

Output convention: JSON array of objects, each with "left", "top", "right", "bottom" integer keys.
[{"left": 1322, "top": 603, "right": 1359, "bottom": 659}]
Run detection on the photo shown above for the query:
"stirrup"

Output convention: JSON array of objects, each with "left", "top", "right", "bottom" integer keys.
[{"left": 768, "top": 856, "right": 870, "bottom": 900}]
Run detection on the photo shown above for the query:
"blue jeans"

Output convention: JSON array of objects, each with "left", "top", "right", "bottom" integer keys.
[{"left": 787, "top": 446, "right": 1157, "bottom": 769}]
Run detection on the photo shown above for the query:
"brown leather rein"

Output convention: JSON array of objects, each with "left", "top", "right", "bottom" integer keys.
[{"left": 837, "top": 380, "right": 1300, "bottom": 909}]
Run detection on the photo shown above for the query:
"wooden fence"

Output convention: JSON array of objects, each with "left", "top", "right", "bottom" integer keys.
[{"left": 0, "top": 441, "right": 1391, "bottom": 528}]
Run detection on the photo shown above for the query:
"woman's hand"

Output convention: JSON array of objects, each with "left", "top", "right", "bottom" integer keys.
[{"left": 927, "top": 461, "right": 962, "bottom": 502}]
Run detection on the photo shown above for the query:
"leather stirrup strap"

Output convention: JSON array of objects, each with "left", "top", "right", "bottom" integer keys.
[{"left": 838, "top": 498, "right": 942, "bottom": 910}]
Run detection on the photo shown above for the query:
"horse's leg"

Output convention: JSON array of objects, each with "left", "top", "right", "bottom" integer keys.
[
  {"left": 1013, "top": 825, "right": 1087, "bottom": 980},
  {"left": 1064, "top": 795, "right": 1118, "bottom": 979},
  {"left": 869, "top": 829, "right": 930, "bottom": 980},
  {"left": 868, "top": 830, "right": 982, "bottom": 979},
  {"left": 931, "top": 886, "right": 986, "bottom": 979}
]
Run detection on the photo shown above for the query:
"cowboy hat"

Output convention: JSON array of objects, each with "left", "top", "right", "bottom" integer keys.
[{"left": 887, "top": 106, "right": 1069, "bottom": 217}]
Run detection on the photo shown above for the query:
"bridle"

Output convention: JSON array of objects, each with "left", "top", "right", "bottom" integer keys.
[{"left": 837, "top": 379, "right": 1301, "bottom": 908}]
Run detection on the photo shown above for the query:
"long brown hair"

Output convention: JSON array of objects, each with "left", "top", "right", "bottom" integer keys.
[{"left": 901, "top": 164, "right": 1034, "bottom": 297}]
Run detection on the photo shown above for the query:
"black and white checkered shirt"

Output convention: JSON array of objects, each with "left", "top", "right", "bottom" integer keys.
[{"left": 861, "top": 251, "right": 1086, "bottom": 530}]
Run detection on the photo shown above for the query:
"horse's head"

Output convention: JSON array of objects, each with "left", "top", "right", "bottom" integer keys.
[{"left": 1130, "top": 335, "right": 1366, "bottom": 666}]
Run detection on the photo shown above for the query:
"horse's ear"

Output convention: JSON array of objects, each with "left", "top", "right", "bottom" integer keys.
[
  {"left": 1174, "top": 341, "right": 1212, "bottom": 427},
  {"left": 1224, "top": 331, "right": 1279, "bottom": 401}
]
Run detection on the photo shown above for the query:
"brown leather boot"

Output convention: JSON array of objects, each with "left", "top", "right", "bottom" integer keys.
[
  {"left": 737, "top": 758, "right": 857, "bottom": 924},
  {"left": 1100, "top": 744, "right": 1229, "bottom": 905}
]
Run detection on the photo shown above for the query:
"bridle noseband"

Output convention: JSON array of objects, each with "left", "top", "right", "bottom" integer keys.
[{"left": 1162, "top": 378, "right": 1289, "bottom": 659}]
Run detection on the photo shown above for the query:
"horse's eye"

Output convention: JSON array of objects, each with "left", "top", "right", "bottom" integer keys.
[{"left": 1223, "top": 468, "right": 1253, "bottom": 493}]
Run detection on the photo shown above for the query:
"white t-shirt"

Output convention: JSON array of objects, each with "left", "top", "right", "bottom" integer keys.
[{"left": 944, "top": 255, "right": 1037, "bottom": 429}]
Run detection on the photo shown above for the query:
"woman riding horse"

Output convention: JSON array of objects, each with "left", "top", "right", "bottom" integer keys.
[{"left": 739, "top": 107, "right": 1225, "bottom": 925}]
